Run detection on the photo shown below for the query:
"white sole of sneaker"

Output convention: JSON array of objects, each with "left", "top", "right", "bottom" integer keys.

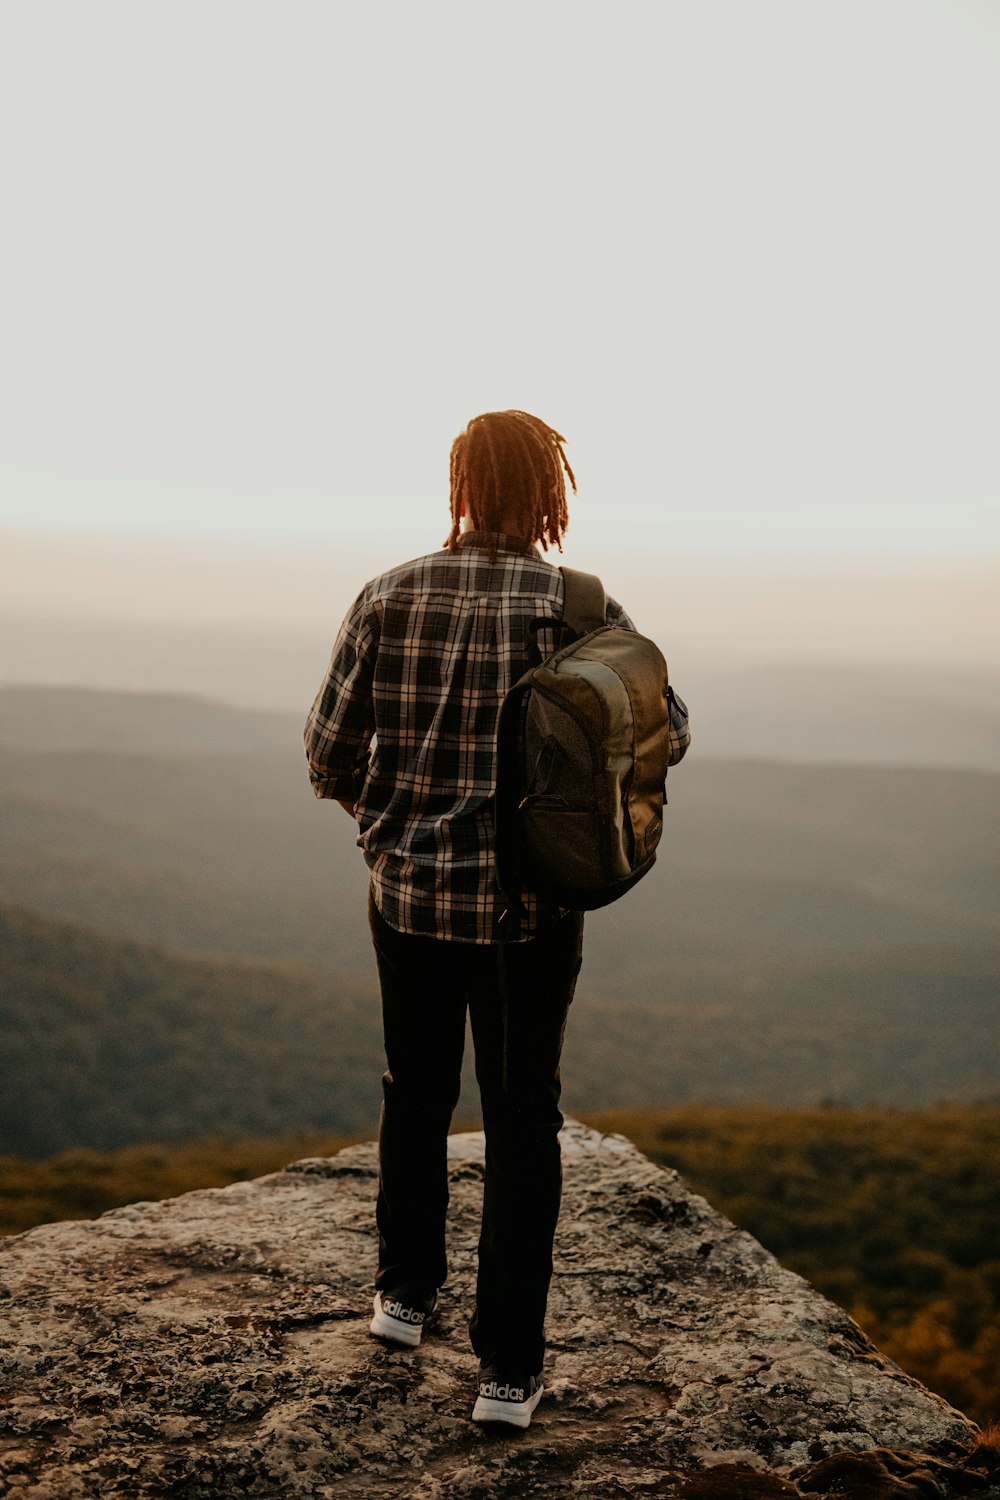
[
  {"left": 369, "top": 1292, "right": 423, "bottom": 1347},
  {"left": 472, "top": 1383, "right": 543, "bottom": 1429}
]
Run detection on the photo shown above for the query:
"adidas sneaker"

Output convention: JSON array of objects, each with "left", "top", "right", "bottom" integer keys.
[
  {"left": 472, "top": 1365, "right": 544, "bottom": 1428},
  {"left": 369, "top": 1287, "right": 436, "bottom": 1348}
]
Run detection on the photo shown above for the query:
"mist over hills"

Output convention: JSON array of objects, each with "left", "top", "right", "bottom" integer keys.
[
  {"left": 3, "top": 897, "right": 996, "bottom": 1158},
  {"left": 3, "top": 617, "right": 1000, "bottom": 771},
  {"left": 2, "top": 685, "right": 996, "bottom": 966},
  {"left": 0, "top": 685, "right": 294, "bottom": 756},
  {"left": 2, "top": 685, "right": 997, "bottom": 1150}
]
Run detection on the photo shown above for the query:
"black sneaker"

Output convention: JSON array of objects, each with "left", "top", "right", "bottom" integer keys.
[
  {"left": 369, "top": 1287, "right": 436, "bottom": 1348},
  {"left": 472, "top": 1364, "right": 544, "bottom": 1428}
]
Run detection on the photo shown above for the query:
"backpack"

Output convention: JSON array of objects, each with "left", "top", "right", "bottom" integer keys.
[{"left": 494, "top": 567, "right": 684, "bottom": 925}]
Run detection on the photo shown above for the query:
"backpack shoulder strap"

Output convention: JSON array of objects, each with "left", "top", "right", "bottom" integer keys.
[{"left": 560, "top": 567, "right": 606, "bottom": 636}]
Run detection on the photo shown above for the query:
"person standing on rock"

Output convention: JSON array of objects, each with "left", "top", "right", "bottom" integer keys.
[{"left": 304, "top": 409, "right": 684, "bottom": 1429}]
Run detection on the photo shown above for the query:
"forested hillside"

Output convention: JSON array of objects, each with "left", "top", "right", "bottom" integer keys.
[
  {"left": 4, "top": 899, "right": 999, "bottom": 1157},
  {"left": 0, "top": 903, "right": 383, "bottom": 1155},
  {"left": 3, "top": 689, "right": 997, "bottom": 1106},
  {"left": 2, "top": 690, "right": 998, "bottom": 1152}
]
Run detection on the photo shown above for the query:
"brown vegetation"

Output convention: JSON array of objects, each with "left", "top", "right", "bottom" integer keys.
[{"left": 0, "top": 1134, "right": 360, "bottom": 1238}]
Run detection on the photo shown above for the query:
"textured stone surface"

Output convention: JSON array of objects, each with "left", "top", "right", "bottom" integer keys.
[{"left": 0, "top": 1122, "right": 985, "bottom": 1498}]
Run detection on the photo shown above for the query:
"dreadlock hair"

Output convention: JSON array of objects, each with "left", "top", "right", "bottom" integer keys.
[{"left": 444, "top": 409, "right": 576, "bottom": 552}]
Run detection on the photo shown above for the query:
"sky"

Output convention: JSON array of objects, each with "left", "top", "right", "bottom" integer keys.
[{"left": 1, "top": 0, "right": 999, "bottom": 567}]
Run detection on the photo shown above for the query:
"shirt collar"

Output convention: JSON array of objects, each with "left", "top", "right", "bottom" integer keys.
[{"left": 453, "top": 530, "right": 539, "bottom": 558}]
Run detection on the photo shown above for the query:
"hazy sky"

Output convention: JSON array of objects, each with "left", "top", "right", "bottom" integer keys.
[{"left": 1, "top": 0, "right": 998, "bottom": 564}]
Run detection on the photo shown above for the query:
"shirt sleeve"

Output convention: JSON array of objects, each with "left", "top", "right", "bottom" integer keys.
[
  {"left": 667, "top": 686, "right": 691, "bottom": 765},
  {"left": 605, "top": 594, "right": 636, "bottom": 631},
  {"left": 304, "top": 588, "right": 379, "bottom": 801}
]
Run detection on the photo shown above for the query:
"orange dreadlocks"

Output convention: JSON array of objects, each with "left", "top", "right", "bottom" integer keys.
[{"left": 444, "top": 410, "right": 576, "bottom": 552}]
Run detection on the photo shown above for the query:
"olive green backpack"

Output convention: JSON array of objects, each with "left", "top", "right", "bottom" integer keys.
[{"left": 495, "top": 568, "right": 686, "bottom": 929}]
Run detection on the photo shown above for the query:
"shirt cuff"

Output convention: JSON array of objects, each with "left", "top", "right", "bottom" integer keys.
[{"left": 309, "top": 770, "right": 358, "bottom": 801}]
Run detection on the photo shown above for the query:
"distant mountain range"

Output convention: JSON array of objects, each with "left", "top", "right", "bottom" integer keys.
[
  {"left": 3, "top": 616, "right": 999, "bottom": 770},
  {"left": 1, "top": 685, "right": 997, "bottom": 1152},
  {"left": 2, "top": 892, "right": 996, "bottom": 1158}
]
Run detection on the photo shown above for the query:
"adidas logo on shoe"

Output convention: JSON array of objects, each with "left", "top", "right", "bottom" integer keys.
[
  {"left": 479, "top": 1379, "right": 525, "bottom": 1401},
  {"left": 382, "top": 1300, "right": 424, "bottom": 1324},
  {"left": 369, "top": 1288, "right": 436, "bottom": 1348},
  {"left": 472, "top": 1367, "right": 544, "bottom": 1429}
]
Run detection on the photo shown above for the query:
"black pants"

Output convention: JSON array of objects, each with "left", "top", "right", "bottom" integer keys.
[{"left": 368, "top": 891, "right": 584, "bottom": 1375}]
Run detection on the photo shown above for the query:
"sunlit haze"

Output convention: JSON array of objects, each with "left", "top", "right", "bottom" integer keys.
[{"left": 1, "top": 0, "right": 998, "bottom": 717}]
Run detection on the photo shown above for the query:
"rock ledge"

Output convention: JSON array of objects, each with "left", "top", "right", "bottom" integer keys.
[{"left": 0, "top": 1122, "right": 987, "bottom": 1498}]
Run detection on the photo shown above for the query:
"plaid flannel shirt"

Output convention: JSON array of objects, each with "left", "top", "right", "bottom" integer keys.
[{"left": 305, "top": 531, "right": 687, "bottom": 943}]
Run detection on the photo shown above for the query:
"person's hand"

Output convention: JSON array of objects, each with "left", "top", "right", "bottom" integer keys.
[{"left": 337, "top": 797, "right": 357, "bottom": 817}]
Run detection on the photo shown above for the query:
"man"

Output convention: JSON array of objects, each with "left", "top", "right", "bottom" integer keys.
[{"left": 305, "top": 409, "right": 673, "bottom": 1429}]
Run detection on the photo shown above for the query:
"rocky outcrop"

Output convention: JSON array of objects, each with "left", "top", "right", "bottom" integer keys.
[{"left": 0, "top": 1123, "right": 990, "bottom": 1498}]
